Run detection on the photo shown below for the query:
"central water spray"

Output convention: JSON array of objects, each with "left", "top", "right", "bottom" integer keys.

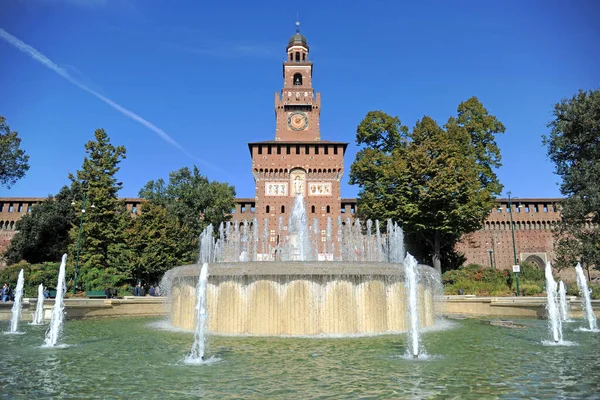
[{"left": 287, "top": 193, "right": 311, "bottom": 261}]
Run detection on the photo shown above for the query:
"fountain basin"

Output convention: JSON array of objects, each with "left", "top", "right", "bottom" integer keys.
[{"left": 165, "top": 262, "right": 439, "bottom": 336}]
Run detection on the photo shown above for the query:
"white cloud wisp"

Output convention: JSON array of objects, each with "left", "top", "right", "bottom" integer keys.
[{"left": 0, "top": 28, "right": 222, "bottom": 172}]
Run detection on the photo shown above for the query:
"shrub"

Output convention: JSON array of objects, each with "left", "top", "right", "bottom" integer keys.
[
  {"left": 444, "top": 278, "right": 511, "bottom": 296},
  {"left": 592, "top": 285, "right": 600, "bottom": 300},
  {"left": 566, "top": 282, "right": 579, "bottom": 297},
  {"left": 518, "top": 261, "right": 545, "bottom": 284},
  {"left": 443, "top": 264, "right": 509, "bottom": 285},
  {"left": 564, "top": 282, "right": 600, "bottom": 299},
  {"left": 0, "top": 261, "right": 74, "bottom": 297},
  {"left": 519, "top": 283, "right": 544, "bottom": 296}
]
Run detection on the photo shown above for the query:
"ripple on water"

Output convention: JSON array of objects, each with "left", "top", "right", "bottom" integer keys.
[{"left": 0, "top": 317, "right": 599, "bottom": 399}]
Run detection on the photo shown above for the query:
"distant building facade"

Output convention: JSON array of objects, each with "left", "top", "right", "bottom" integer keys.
[
  {"left": 455, "top": 198, "right": 561, "bottom": 269},
  {"left": 0, "top": 28, "right": 562, "bottom": 270}
]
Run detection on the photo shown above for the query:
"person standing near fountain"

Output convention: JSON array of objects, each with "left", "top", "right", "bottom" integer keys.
[
  {"left": 1, "top": 283, "right": 9, "bottom": 302},
  {"left": 104, "top": 284, "right": 113, "bottom": 299}
]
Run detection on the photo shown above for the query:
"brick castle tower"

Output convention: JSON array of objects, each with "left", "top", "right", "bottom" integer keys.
[{"left": 244, "top": 22, "right": 349, "bottom": 256}]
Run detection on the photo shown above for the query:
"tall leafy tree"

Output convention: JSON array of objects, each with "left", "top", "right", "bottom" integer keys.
[
  {"left": 67, "top": 129, "right": 128, "bottom": 291},
  {"left": 543, "top": 89, "right": 600, "bottom": 275},
  {"left": 0, "top": 115, "right": 30, "bottom": 189},
  {"left": 350, "top": 101, "right": 504, "bottom": 273},
  {"left": 139, "top": 165, "right": 236, "bottom": 240},
  {"left": 3, "top": 186, "right": 76, "bottom": 265},
  {"left": 448, "top": 97, "right": 505, "bottom": 193},
  {"left": 123, "top": 202, "right": 196, "bottom": 284}
]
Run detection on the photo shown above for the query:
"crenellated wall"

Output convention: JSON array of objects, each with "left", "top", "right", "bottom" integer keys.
[
  {"left": 0, "top": 195, "right": 568, "bottom": 273},
  {"left": 455, "top": 198, "right": 562, "bottom": 270},
  {"left": 0, "top": 197, "right": 144, "bottom": 255}
]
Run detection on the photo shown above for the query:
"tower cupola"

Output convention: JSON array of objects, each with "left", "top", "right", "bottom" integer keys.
[{"left": 286, "top": 21, "right": 309, "bottom": 62}]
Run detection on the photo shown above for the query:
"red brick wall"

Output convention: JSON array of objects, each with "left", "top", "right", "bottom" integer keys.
[{"left": 455, "top": 198, "right": 561, "bottom": 269}]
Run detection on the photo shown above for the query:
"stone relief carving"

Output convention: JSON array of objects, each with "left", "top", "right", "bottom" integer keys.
[
  {"left": 309, "top": 182, "right": 332, "bottom": 196},
  {"left": 264, "top": 182, "right": 288, "bottom": 196}
]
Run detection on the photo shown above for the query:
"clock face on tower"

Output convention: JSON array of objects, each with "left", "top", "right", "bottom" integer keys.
[{"left": 288, "top": 111, "right": 309, "bottom": 131}]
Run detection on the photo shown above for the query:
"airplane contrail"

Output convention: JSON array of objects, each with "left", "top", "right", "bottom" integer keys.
[{"left": 0, "top": 28, "right": 224, "bottom": 173}]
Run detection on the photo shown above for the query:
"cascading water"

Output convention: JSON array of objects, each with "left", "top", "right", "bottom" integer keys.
[
  {"left": 44, "top": 254, "right": 67, "bottom": 347},
  {"left": 32, "top": 284, "right": 45, "bottom": 325},
  {"left": 558, "top": 281, "right": 569, "bottom": 322},
  {"left": 288, "top": 193, "right": 311, "bottom": 261},
  {"left": 9, "top": 269, "right": 25, "bottom": 333},
  {"left": 405, "top": 253, "right": 421, "bottom": 359},
  {"left": 544, "top": 262, "right": 562, "bottom": 343},
  {"left": 575, "top": 263, "right": 598, "bottom": 331},
  {"left": 185, "top": 262, "right": 209, "bottom": 364}
]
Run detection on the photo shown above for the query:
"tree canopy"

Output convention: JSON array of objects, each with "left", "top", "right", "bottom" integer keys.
[
  {"left": 543, "top": 89, "right": 600, "bottom": 273},
  {"left": 3, "top": 186, "right": 76, "bottom": 265},
  {"left": 0, "top": 115, "right": 30, "bottom": 189},
  {"left": 350, "top": 98, "right": 504, "bottom": 273},
  {"left": 123, "top": 202, "right": 196, "bottom": 284},
  {"left": 139, "top": 165, "right": 236, "bottom": 239}
]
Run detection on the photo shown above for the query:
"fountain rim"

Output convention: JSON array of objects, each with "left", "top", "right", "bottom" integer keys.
[{"left": 166, "top": 261, "right": 438, "bottom": 278}]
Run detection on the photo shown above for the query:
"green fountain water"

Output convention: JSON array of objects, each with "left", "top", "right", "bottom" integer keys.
[{"left": 2, "top": 317, "right": 599, "bottom": 398}]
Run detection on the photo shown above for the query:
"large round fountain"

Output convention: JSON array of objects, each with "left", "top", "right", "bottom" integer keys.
[{"left": 162, "top": 195, "right": 440, "bottom": 336}]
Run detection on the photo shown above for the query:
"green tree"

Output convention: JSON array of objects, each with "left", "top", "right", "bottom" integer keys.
[
  {"left": 3, "top": 186, "right": 76, "bottom": 265},
  {"left": 350, "top": 102, "right": 504, "bottom": 273},
  {"left": 123, "top": 202, "right": 196, "bottom": 284},
  {"left": 448, "top": 97, "right": 505, "bottom": 193},
  {"left": 139, "top": 165, "right": 236, "bottom": 240},
  {"left": 68, "top": 129, "right": 128, "bottom": 291},
  {"left": 0, "top": 115, "right": 30, "bottom": 189},
  {"left": 543, "top": 89, "right": 600, "bottom": 275}
]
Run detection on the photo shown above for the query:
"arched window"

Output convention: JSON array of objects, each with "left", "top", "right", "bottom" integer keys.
[
  {"left": 326, "top": 205, "right": 330, "bottom": 213},
  {"left": 293, "top": 73, "right": 302, "bottom": 86},
  {"left": 266, "top": 205, "right": 270, "bottom": 213},
  {"left": 295, "top": 52, "right": 300, "bottom": 61},
  {"left": 302, "top": 53, "right": 306, "bottom": 61},
  {"left": 311, "top": 205, "right": 316, "bottom": 213},
  {"left": 281, "top": 205, "right": 285, "bottom": 213}
]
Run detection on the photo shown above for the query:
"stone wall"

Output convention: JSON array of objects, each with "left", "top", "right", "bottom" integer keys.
[
  {"left": 438, "top": 295, "right": 600, "bottom": 319},
  {"left": 0, "top": 297, "right": 167, "bottom": 322}
]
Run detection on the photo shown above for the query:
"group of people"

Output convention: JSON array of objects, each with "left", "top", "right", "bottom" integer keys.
[
  {"left": 2, "top": 283, "right": 52, "bottom": 302},
  {"left": 133, "top": 282, "right": 160, "bottom": 297},
  {"left": 2, "top": 280, "right": 161, "bottom": 301}
]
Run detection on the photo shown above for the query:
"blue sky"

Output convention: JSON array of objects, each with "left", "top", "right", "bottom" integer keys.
[{"left": 1, "top": 0, "right": 598, "bottom": 200}]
